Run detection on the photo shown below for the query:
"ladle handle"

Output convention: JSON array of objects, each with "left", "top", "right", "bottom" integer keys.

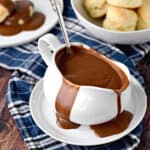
[
  {"left": 38, "top": 34, "right": 61, "bottom": 66},
  {"left": 50, "top": 0, "right": 70, "bottom": 48}
]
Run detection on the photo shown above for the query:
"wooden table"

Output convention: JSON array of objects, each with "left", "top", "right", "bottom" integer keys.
[
  {"left": 0, "top": 52, "right": 149, "bottom": 150},
  {"left": 0, "top": 69, "right": 27, "bottom": 150}
]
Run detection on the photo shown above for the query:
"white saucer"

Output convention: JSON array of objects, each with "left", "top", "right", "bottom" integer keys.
[
  {"left": 0, "top": 0, "right": 63, "bottom": 48},
  {"left": 30, "top": 76, "right": 147, "bottom": 146}
]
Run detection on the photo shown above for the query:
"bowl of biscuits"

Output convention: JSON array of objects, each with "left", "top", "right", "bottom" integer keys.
[{"left": 71, "top": 0, "right": 150, "bottom": 44}]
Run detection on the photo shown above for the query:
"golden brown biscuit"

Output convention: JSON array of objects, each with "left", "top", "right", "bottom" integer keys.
[
  {"left": 103, "top": 6, "right": 138, "bottom": 31},
  {"left": 107, "top": 0, "right": 143, "bottom": 8},
  {"left": 0, "top": 4, "right": 9, "bottom": 23},
  {"left": 84, "top": 0, "right": 107, "bottom": 18},
  {"left": 4, "top": 0, "right": 34, "bottom": 26},
  {"left": 137, "top": 0, "right": 150, "bottom": 29},
  {"left": 0, "top": 0, "right": 14, "bottom": 23}
]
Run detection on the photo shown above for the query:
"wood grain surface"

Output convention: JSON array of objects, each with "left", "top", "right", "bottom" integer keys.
[
  {"left": 0, "top": 52, "right": 149, "bottom": 150},
  {"left": 0, "top": 68, "right": 27, "bottom": 150},
  {"left": 137, "top": 52, "right": 150, "bottom": 150}
]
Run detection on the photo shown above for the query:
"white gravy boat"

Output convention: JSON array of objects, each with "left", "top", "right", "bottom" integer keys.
[{"left": 38, "top": 34, "right": 131, "bottom": 125}]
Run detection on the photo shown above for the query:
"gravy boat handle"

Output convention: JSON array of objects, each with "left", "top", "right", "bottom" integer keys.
[{"left": 38, "top": 34, "right": 62, "bottom": 66}]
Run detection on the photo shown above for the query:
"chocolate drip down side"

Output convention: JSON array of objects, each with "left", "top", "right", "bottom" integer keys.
[
  {"left": 55, "top": 79, "right": 80, "bottom": 129},
  {"left": 113, "top": 62, "right": 130, "bottom": 116},
  {"left": 116, "top": 92, "right": 121, "bottom": 116}
]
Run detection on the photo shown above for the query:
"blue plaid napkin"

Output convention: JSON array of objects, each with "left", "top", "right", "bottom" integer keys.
[{"left": 0, "top": 0, "right": 149, "bottom": 149}]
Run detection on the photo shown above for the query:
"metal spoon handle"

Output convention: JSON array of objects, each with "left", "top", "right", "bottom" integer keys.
[{"left": 50, "top": 0, "right": 70, "bottom": 48}]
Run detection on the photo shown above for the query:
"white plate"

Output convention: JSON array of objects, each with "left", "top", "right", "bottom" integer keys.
[
  {"left": 0, "top": 0, "right": 63, "bottom": 48},
  {"left": 30, "top": 76, "right": 147, "bottom": 146}
]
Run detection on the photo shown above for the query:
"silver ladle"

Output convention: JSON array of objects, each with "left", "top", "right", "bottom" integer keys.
[{"left": 50, "top": 0, "right": 72, "bottom": 54}]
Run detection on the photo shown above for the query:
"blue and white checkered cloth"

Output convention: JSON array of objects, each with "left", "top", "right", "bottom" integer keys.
[{"left": 0, "top": 0, "right": 149, "bottom": 149}]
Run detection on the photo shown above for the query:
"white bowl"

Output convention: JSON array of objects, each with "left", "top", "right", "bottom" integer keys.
[{"left": 71, "top": 0, "right": 150, "bottom": 44}]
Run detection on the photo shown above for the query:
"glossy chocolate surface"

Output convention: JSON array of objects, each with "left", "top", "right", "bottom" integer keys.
[
  {"left": 4, "top": 0, "right": 33, "bottom": 26},
  {"left": 0, "top": 0, "right": 45, "bottom": 36},
  {"left": 57, "top": 46, "right": 123, "bottom": 89},
  {"left": 55, "top": 79, "right": 80, "bottom": 129},
  {"left": 91, "top": 111, "right": 133, "bottom": 137}
]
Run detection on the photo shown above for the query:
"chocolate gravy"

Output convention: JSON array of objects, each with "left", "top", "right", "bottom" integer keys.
[
  {"left": 55, "top": 45, "right": 132, "bottom": 137},
  {"left": 0, "top": 12, "right": 45, "bottom": 35},
  {"left": 22, "top": 12, "right": 45, "bottom": 30},
  {"left": 57, "top": 46, "right": 123, "bottom": 89},
  {"left": 4, "top": 1, "right": 33, "bottom": 26},
  {"left": 0, "top": 1, "right": 45, "bottom": 36},
  {"left": 91, "top": 111, "right": 133, "bottom": 137},
  {"left": 55, "top": 79, "right": 80, "bottom": 129}
]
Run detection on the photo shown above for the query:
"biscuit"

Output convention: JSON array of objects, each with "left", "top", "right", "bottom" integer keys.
[
  {"left": 107, "top": 0, "right": 143, "bottom": 8},
  {"left": 0, "top": 0, "right": 14, "bottom": 23},
  {"left": 137, "top": 0, "right": 150, "bottom": 29},
  {"left": 103, "top": 6, "right": 138, "bottom": 31},
  {"left": 84, "top": 0, "right": 107, "bottom": 18},
  {"left": 4, "top": 0, "right": 34, "bottom": 26}
]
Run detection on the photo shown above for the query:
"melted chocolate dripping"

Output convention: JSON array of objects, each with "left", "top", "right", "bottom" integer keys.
[{"left": 55, "top": 45, "right": 132, "bottom": 137}]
